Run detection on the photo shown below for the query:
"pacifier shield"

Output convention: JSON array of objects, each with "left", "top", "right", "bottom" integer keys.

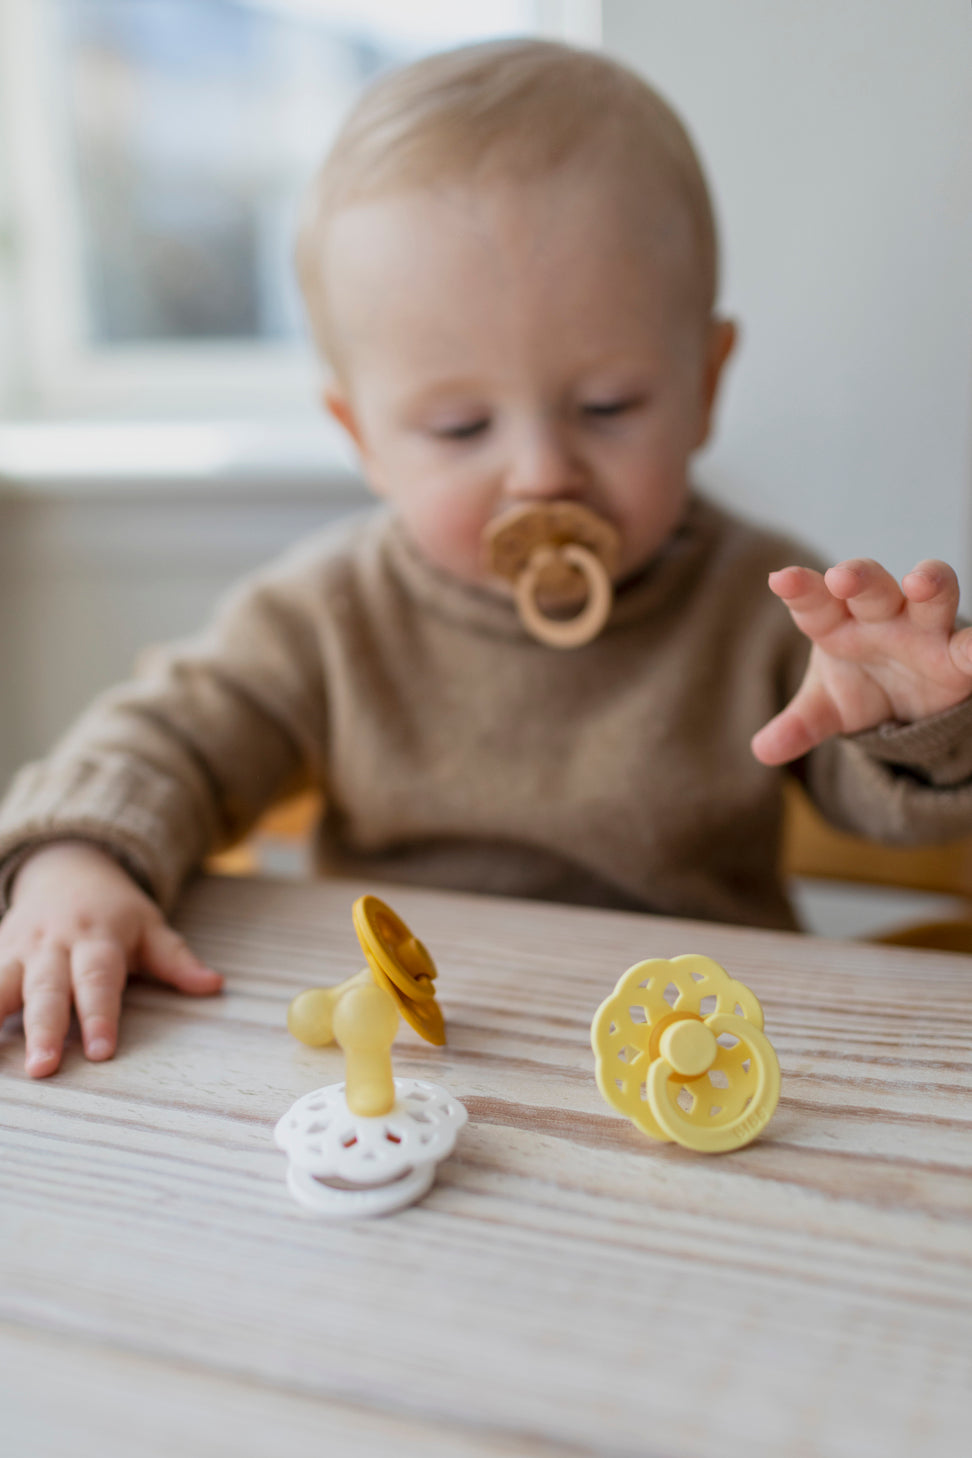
[{"left": 483, "top": 501, "right": 621, "bottom": 648}]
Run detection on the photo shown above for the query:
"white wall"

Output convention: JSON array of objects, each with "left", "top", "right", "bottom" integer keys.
[
  {"left": 0, "top": 87, "right": 21, "bottom": 416},
  {"left": 604, "top": 0, "right": 972, "bottom": 585},
  {"left": 0, "top": 483, "right": 365, "bottom": 792}
]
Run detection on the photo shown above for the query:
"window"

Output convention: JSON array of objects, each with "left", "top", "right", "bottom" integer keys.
[{"left": 0, "top": 0, "right": 602, "bottom": 419}]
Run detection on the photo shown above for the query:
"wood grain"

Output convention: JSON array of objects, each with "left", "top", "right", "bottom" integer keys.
[{"left": 2, "top": 874, "right": 971, "bottom": 1458}]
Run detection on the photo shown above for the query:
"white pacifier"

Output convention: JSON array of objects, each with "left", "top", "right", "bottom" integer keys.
[
  {"left": 274, "top": 1070, "right": 467, "bottom": 1219},
  {"left": 483, "top": 501, "right": 621, "bottom": 648},
  {"left": 275, "top": 897, "right": 466, "bottom": 1219}
]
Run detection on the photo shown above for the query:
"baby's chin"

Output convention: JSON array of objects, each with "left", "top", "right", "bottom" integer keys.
[
  {"left": 615, "top": 506, "right": 693, "bottom": 582},
  {"left": 615, "top": 541, "right": 668, "bottom": 583}
]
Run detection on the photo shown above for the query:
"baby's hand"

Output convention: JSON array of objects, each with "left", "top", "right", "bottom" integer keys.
[
  {"left": 752, "top": 558, "right": 972, "bottom": 766},
  {"left": 0, "top": 841, "right": 222, "bottom": 1077}
]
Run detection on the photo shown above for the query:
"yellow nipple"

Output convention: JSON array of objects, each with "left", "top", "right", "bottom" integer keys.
[
  {"left": 286, "top": 967, "right": 373, "bottom": 1046},
  {"left": 332, "top": 980, "right": 400, "bottom": 1117}
]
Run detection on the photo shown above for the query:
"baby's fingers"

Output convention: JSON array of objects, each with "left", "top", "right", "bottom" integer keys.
[
  {"left": 0, "top": 958, "right": 24, "bottom": 1025},
  {"left": 22, "top": 944, "right": 72, "bottom": 1078},
  {"left": 751, "top": 681, "right": 844, "bottom": 766},
  {"left": 901, "top": 560, "right": 961, "bottom": 633},
  {"left": 824, "top": 559, "right": 904, "bottom": 623},
  {"left": 139, "top": 922, "right": 223, "bottom": 996},
  {"left": 768, "top": 566, "right": 847, "bottom": 640},
  {"left": 948, "top": 624, "right": 972, "bottom": 677},
  {"left": 71, "top": 938, "right": 127, "bottom": 1062}
]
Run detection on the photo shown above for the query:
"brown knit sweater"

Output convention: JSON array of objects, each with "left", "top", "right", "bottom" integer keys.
[{"left": 3, "top": 493, "right": 972, "bottom": 930}]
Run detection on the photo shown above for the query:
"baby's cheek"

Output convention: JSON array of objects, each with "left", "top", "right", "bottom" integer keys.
[
  {"left": 616, "top": 471, "right": 690, "bottom": 574},
  {"left": 414, "top": 495, "right": 491, "bottom": 582}
]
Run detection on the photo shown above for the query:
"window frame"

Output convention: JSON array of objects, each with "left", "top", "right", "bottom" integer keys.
[{"left": 0, "top": 0, "right": 603, "bottom": 421}]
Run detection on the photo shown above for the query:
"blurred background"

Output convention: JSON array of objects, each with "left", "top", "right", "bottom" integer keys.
[{"left": 0, "top": 0, "right": 970, "bottom": 934}]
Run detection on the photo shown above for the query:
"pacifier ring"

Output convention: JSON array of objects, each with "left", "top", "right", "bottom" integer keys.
[
  {"left": 516, "top": 543, "right": 613, "bottom": 649},
  {"left": 482, "top": 501, "right": 621, "bottom": 650}
]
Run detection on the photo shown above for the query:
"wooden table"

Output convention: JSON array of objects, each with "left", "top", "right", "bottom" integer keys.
[{"left": 2, "top": 874, "right": 971, "bottom": 1458}]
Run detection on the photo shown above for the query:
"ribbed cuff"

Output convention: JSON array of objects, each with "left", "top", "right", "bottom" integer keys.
[
  {"left": 0, "top": 756, "right": 211, "bottom": 916},
  {"left": 850, "top": 693, "right": 972, "bottom": 787},
  {"left": 0, "top": 834, "right": 157, "bottom": 916}
]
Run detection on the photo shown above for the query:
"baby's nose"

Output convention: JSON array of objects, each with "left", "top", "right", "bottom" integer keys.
[{"left": 504, "top": 422, "right": 586, "bottom": 501}]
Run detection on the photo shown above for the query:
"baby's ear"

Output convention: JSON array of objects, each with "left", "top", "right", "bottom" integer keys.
[
  {"left": 322, "top": 387, "right": 388, "bottom": 497},
  {"left": 696, "top": 318, "right": 737, "bottom": 448},
  {"left": 323, "top": 386, "right": 363, "bottom": 449}
]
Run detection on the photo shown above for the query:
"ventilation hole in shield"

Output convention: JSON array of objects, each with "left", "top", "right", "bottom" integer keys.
[
  {"left": 709, "top": 1105, "right": 723, "bottom": 1118},
  {"left": 340, "top": 1133, "right": 358, "bottom": 1149},
  {"left": 717, "top": 1032, "right": 740, "bottom": 1050},
  {"left": 676, "top": 1087, "right": 694, "bottom": 1113},
  {"left": 384, "top": 1130, "right": 402, "bottom": 1144},
  {"left": 699, "top": 994, "right": 717, "bottom": 1015},
  {"left": 616, "top": 1045, "right": 641, "bottom": 1064},
  {"left": 663, "top": 982, "right": 681, "bottom": 1008},
  {"left": 689, "top": 971, "right": 705, "bottom": 982},
  {"left": 628, "top": 1006, "right": 648, "bottom": 1024},
  {"left": 708, "top": 1068, "right": 730, "bottom": 1089},
  {"left": 640, "top": 1081, "right": 650, "bottom": 1102},
  {"left": 742, "top": 1058, "right": 752, "bottom": 1073}
]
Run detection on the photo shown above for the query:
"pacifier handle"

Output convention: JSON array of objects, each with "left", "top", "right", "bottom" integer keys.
[
  {"left": 332, "top": 980, "right": 400, "bottom": 1118},
  {"left": 515, "top": 542, "right": 613, "bottom": 649}
]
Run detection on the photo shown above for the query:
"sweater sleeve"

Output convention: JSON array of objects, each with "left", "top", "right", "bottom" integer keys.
[
  {"left": 798, "top": 694, "right": 972, "bottom": 846},
  {"left": 0, "top": 548, "right": 333, "bottom": 914}
]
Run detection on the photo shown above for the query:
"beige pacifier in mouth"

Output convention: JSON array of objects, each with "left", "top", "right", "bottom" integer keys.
[{"left": 482, "top": 501, "right": 621, "bottom": 649}]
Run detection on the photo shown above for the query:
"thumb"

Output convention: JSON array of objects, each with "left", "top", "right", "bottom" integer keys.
[
  {"left": 751, "top": 682, "right": 843, "bottom": 766},
  {"left": 139, "top": 921, "right": 223, "bottom": 995}
]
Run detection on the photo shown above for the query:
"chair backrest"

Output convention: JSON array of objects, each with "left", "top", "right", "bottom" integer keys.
[{"left": 783, "top": 780, "right": 972, "bottom": 898}]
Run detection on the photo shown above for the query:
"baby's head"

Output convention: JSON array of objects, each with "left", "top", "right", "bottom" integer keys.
[{"left": 296, "top": 39, "right": 735, "bottom": 589}]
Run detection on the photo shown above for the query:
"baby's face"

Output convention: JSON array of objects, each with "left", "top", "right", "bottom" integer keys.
[{"left": 323, "top": 166, "right": 732, "bottom": 588}]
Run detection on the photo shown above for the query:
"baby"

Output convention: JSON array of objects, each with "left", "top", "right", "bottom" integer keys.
[{"left": 2, "top": 39, "right": 972, "bottom": 1079}]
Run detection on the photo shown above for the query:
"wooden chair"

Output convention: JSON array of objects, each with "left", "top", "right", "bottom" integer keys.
[
  {"left": 782, "top": 780, "right": 972, "bottom": 951},
  {"left": 207, "top": 790, "right": 321, "bottom": 876}
]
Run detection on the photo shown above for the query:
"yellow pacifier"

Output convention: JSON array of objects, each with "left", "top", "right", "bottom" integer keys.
[
  {"left": 591, "top": 954, "right": 780, "bottom": 1153},
  {"left": 287, "top": 893, "right": 446, "bottom": 1050},
  {"left": 277, "top": 896, "right": 465, "bottom": 1218},
  {"left": 483, "top": 501, "right": 621, "bottom": 649}
]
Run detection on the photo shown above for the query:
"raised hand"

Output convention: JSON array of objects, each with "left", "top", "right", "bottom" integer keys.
[
  {"left": 0, "top": 841, "right": 222, "bottom": 1077},
  {"left": 751, "top": 558, "right": 972, "bottom": 766}
]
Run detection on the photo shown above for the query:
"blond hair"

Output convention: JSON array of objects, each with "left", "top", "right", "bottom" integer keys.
[{"left": 296, "top": 39, "right": 719, "bottom": 367}]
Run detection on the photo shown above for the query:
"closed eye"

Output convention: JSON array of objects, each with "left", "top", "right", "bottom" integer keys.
[
  {"left": 582, "top": 396, "right": 644, "bottom": 419},
  {"left": 432, "top": 418, "right": 490, "bottom": 441}
]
